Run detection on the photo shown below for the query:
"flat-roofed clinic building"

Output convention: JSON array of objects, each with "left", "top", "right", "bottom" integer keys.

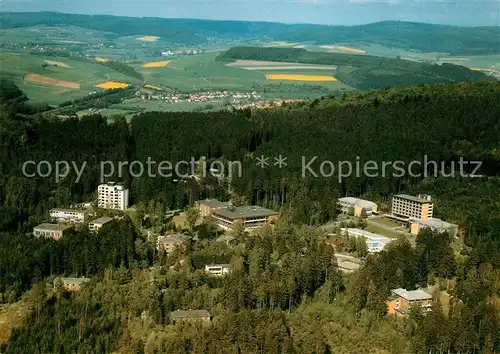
[
  {"left": 98, "top": 182, "right": 129, "bottom": 211},
  {"left": 170, "top": 310, "right": 212, "bottom": 325},
  {"left": 157, "top": 234, "right": 188, "bottom": 253},
  {"left": 341, "top": 228, "right": 394, "bottom": 253},
  {"left": 33, "top": 223, "right": 72, "bottom": 240},
  {"left": 409, "top": 217, "right": 458, "bottom": 237},
  {"left": 88, "top": 216, "right": 114, "bottom": 233},
  {"left": 338, "top": 197, "right": 378, "bottom": 217},
  {"left": 211, "top": 205, "right": 279, "bottom": 231},
  {"left": 204, "top": 264, "right": 230, "bottom": 276},
  {"left": 195, "top": 198, "right": 229, "bottom": 217},
  {"left": 387, "top": 288, "right": 432, "bottom": 317},
  {"left": 50, "top": 208, "right": 86, "bottom": 223},
  {"left": 391, "top": 194, "right": 433, "bottom": 220}
]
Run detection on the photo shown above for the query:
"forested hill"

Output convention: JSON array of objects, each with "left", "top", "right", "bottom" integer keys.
[
  {"left": 217, "top": 47, "right": 494, "bottom": 90},
  {"left": 1, "top": 11, "right": 500, "bottom": 54},
  {"left": 1, "top": 80, "right": 500, "bottom": 352}
]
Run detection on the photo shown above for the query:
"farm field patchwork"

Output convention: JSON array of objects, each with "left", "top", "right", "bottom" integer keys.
[
  {"left": 137, "top": 36, "right": 160, "bottom": 42},
  {"left": 319, "top": 45, "right": 366, "bottom": 54},
  {"left": 141, "top": 60, "right": 171, "bottom": 68},
  {"left": 227, "top": 60, "right": 337, "bottom": 70},
  {"left": 266, "top": 74, "right": 337, "bottom": 82},
  {"left": 96, "top": 81, "right": 130, "bottom": 89},
  {"left": 44, "top": 60, "right": 72, "bottom": 68},
  {"left": 24, "top": 73, "right": 80, "bottom": 89}
]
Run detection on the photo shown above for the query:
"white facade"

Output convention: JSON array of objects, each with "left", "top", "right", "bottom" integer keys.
[
  {"left": 98, "top": 182, "right": 129, "bottom": 211},
  {"left": 204, "top": 264, "right": 230, "bottom": 276},
  {"left": 50, "top": 208, "right": 86, "bottom": 224},
  {"left": 341, "top": 228, "right": 394, "bottom": 253}
]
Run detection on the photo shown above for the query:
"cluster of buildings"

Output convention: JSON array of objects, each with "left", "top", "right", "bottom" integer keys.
[
  {"left": 336, "top": 193, "right": 458, "bottom": 253},
  {"left": 195, "top": 198, "right": 279, "bottom": 232},
  {"left": 390, "top": 194, "right": 458, "bottom": 237},
  {"left": 135, "top": 90, "right": 262, "bottom": 104},
  {"left": 161, "top": 48, "right": 204, "bottom": 56},
  {"left": 33, "top": 182, "right": 129, "bottom": 240},
  {"left": 229, "top": 99, "right": 305, "bottom": 110}
]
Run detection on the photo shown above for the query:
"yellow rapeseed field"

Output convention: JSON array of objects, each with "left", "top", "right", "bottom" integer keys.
[
  {"left": 141, "top": 61, "right": 170, "bottom": 68},
  {"left": 96, "top": 82, "right": 130, "bottom": 89},
  {"left": 137, "top": 36, "right": 160, "bottom": 42},
  {"left": 95, "top": 57, "right": 109, "bottom": 63},
  {"left": 266, "top": 74, "right": 337, "bottom": 82}
]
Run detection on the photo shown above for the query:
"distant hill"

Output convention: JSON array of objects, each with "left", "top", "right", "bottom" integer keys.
[
  {"left": 218, "top": 47, "right": 495, "bottom": 90},
  {"left": 1, "top": 12, "right": 499, "bottom": 55}
]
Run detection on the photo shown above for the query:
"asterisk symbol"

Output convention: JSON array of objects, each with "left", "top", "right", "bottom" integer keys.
[
  {"left": 256, "top": 155, "right": 270, "bottom": 169},
  {"left": 274, "top": 155, "right": 287, "bottom": 169}
]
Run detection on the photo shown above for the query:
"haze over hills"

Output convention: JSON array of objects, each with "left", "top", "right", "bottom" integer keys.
[{"left": 1, "top": 11, "right": 500, "bottom": 55}]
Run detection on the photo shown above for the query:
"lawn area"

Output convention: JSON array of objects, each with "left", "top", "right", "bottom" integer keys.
[{"left": 365, "top": 218, "right": 405, "bottom": 239}]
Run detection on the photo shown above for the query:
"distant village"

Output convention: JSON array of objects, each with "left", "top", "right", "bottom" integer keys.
[{"left": 134, "top": 88, "right": 304, "bottom": 109}]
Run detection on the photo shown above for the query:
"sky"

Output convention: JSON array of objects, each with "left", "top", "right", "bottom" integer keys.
[{"left": 1, "top": 0, "right": 499, "bottom": 26}]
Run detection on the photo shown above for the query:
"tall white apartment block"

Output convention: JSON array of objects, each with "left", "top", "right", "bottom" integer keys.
[{"left": 98, "top": 182, "right": 129, "bottom": 211}]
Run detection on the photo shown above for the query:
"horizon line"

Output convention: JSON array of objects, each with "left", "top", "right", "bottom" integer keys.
[{"left": 1, "top": 10, "right": 498, "bottom": 28}]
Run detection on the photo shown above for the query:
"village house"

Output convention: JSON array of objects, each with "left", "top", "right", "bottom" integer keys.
[
  {"left": 387, "top": 288, "right": 433, "bottom": 317},
  {"left": 170, "top": 310, "right": 212, "bottom": 325}
]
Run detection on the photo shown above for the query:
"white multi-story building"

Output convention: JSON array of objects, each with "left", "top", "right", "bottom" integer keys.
[
  {"left": 204, "top": 264, "right": 230, "bottom": 276},
  {"left": 98, "top": 182, "right": 129, "bottom": 211},
  {"left": 49, "top": 208, "right": 86, "bottom": 224}
]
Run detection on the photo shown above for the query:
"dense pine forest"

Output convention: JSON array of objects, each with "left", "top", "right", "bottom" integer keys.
[{"left": 0, "top": 80, "right": 499, "bottom": 353}]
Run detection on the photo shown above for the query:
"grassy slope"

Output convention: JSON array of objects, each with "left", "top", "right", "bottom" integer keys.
[{"left": 0, "top": 52, "right": 142, "bottom": 103}]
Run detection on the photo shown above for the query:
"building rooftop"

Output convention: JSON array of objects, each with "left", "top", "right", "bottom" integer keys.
[
  {"left": 89, "top": 216, "right": 114, "bottom": 225},
  {"left": 216, "top": 235, "right": 236, "bottom": 243},
  {"left": 338, "top": 197, "right": 377, "bottom": 209},
  {"left": 409, "top": 217, "right": 457, "bottom": 228},
  {"left": 393, "top": 194, "right": 432, "bottom": 203},
  {"left": 158, "top": 234, "right": 188, "bottom": 244},
  {"left": 392, "top": 288, "right": 432, "bottom": 301},
  {"left": 342, "top": 228, "right": 393, "bottom": 243},
  {"left": 212, "top": 205, "right": 279, "bottom": 220},
  {"left": 57, "top": 277, "right": 90, "bottom": 285},
  {"left": 34, "top": 223, "right": 72, "bottom": 231},
  {"left": 170, "top": 309, "right": 211, "bottom": 319},
  {"left": 205, "top": 264, "right": 230, "bottom": 268},
  {"left": 50, "top": 208, "right": 86, "bottom": 214},
  {"left": 195, "top": 198, "right": 229, "bottom": 209}
]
